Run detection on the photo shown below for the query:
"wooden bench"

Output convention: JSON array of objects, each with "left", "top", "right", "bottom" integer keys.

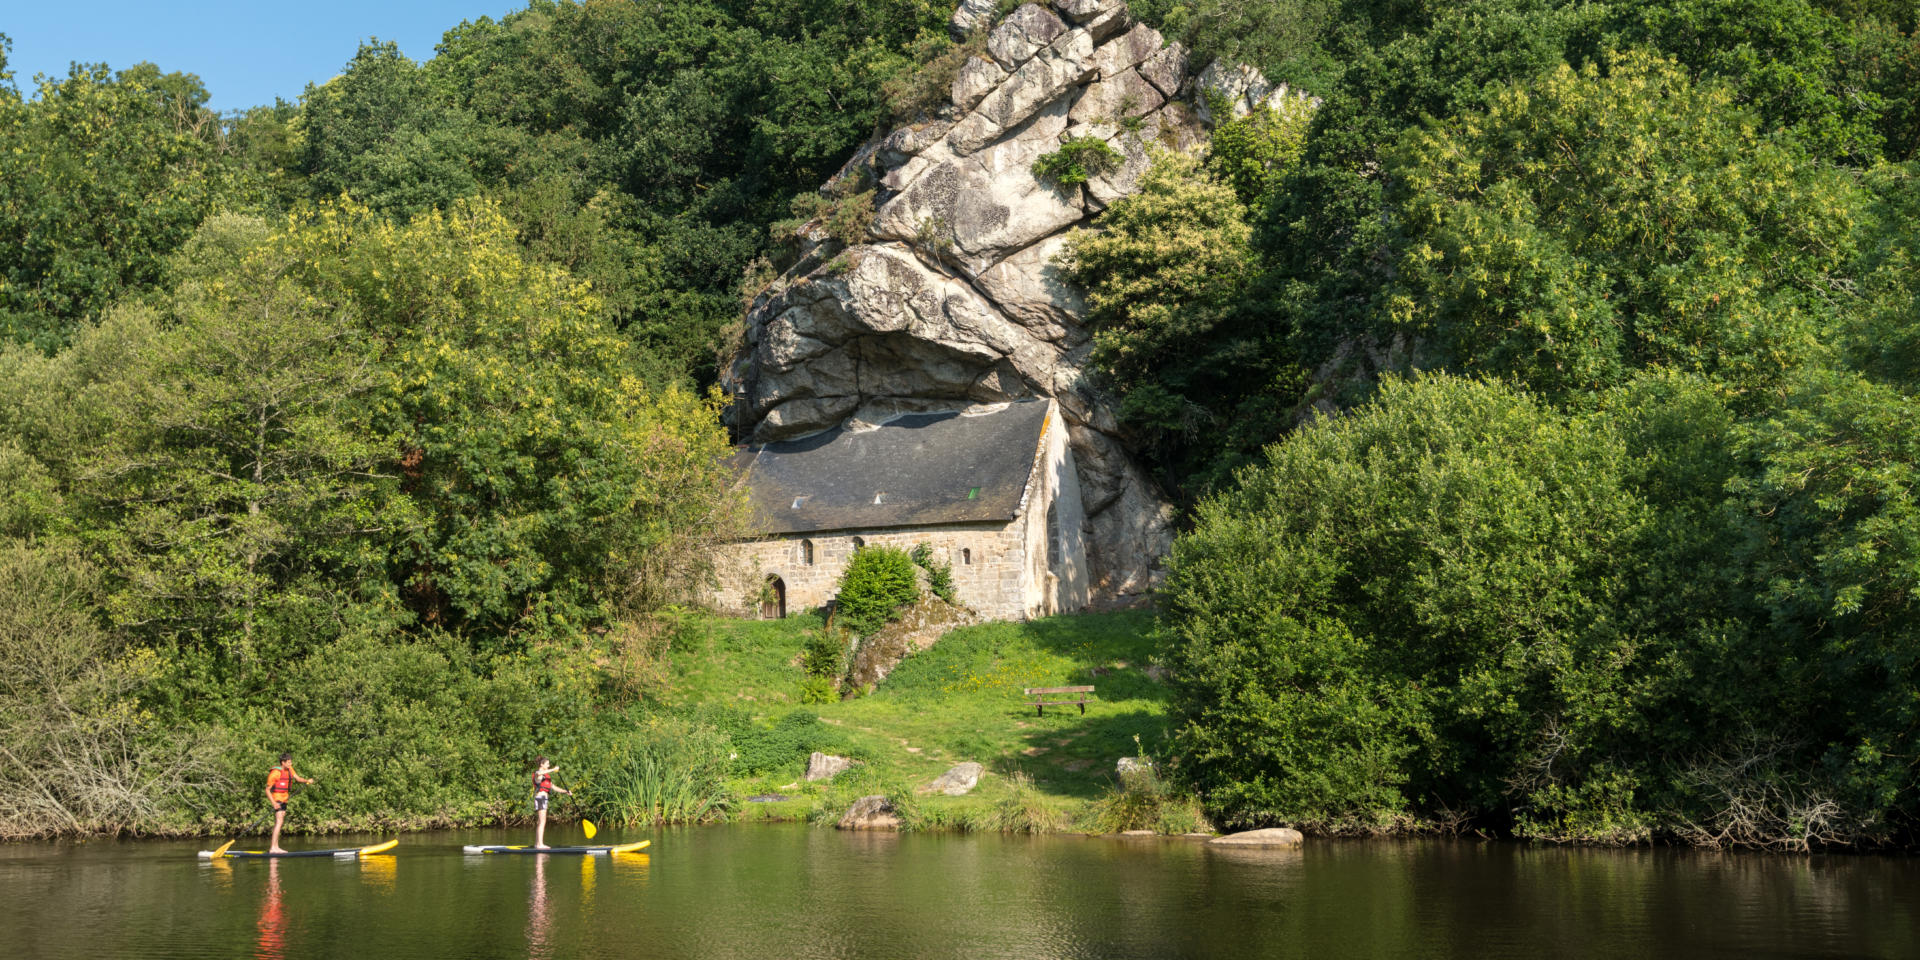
[{"left": 1023, "top": 685, "right": 1095, "bottom": 717}]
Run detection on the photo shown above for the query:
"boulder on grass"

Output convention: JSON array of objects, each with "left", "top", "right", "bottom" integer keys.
[
  {"left": 807, "top": 752, "right": 854, "bottom": 781},
  {"left": 837, "top": 795, "right": 903, "bottom": 831},
  {"left": 926, "top": 762, "right": 985, "bottom": 796}
]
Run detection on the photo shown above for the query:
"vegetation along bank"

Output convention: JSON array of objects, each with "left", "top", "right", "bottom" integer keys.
[{"left": 5, "top": 0, "right": 1920, "bottom": 852}]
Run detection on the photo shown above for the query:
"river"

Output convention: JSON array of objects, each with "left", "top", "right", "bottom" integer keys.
[{"left": 1, "top": 824, "right": 1914, "bottom": 959}]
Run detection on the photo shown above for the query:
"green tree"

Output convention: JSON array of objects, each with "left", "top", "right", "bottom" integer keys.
[
  {"left": 1063, "top": 150, "right": 1288, "bottom": 495},
  {"left": 0, "top": 62, "right": 243, "bottom": 349},
  {"left": 73, "top": 214, "right": 395, "bottom": 670},
  {"left": 1385, "top": 52, "right": 1856, "bottom": 403},
  {"left": 1162, "top": 375, "right": 1652, "bottom": 830},
  {"left": 269, "top": 198, "right": 741, "bottom": 643}
]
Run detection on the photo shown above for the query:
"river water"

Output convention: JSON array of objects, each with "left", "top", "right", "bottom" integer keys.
[{"left": 2, "top": 824, "right": 1914, "bottom": 959}]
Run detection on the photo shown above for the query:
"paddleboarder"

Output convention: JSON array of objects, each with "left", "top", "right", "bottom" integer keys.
[
  {"left": 265, "top": 752, "right": 316, "bottom": 854},
  {"left": 531, "top": 756, "right": 572, "bottom": 849}
]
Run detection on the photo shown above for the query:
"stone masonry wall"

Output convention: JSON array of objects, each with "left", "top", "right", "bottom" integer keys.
[{"left": 712, "top": 521, "right": 1035, "bottom": 623}]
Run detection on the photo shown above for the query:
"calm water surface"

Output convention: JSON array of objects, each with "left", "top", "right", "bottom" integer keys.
[{"left": 2, "top": 824, "right": 1914, "bottom": 959}]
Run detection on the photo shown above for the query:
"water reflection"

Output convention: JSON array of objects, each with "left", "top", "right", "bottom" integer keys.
[
  {"left": 360, "top": 853, "right": 396, "bottom": 891},
  {"left": 0, "top": 828, "right": 1915, "bottom": 960},
  {"left": 254, "top": 860, "right": 284, "bottom": 960},
  {"left": 527, "top": 854, "right": 550, "bottom": 960}
]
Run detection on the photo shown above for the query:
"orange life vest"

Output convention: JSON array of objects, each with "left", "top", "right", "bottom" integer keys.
[{"left": 268, "top": 767, "right": 293, "bottom": 800}]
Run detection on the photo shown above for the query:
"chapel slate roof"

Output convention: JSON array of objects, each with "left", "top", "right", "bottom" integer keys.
[{"left": 735, "top": 400, "right": 1051, "bottom": 535}]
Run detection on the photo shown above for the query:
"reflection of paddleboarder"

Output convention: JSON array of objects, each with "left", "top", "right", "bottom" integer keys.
[
  {"left": 531, "top": 756, "right": 572, "bottom": 850},
  {"left": 256, "top": 858, "right": 285, "bottom": 960},
  {"left": 265, "top": 752, "right": 316, "bottom": 854}
]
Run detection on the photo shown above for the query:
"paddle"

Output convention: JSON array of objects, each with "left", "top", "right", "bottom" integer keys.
[
  {"left": 583, "top": 816, "right": 597, "bottom": 840},
  {"left": 209, "top": 840, "right": 236, "bottom": 859}
]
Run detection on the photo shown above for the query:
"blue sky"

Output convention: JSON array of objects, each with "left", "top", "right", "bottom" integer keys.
[{"left": 4, "top": 1, "right": 523, "bottom": 112}]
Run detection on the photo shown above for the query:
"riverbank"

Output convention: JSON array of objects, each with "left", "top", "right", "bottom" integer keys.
[
  {"left": 30, "top": 610, "right": 1190, "bottom": 843},
  {"left": 667, "top": 610, "right": 1204, "bottom": 835}
]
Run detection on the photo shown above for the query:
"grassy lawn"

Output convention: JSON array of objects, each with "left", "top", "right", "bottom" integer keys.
[{"left": 661, "top": 610, "right": 1180, "bottom": 827}]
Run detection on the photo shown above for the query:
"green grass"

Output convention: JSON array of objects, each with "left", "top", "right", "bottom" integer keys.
[{"left": 662, "top": 610, "right": 1182, "bottom": 830}]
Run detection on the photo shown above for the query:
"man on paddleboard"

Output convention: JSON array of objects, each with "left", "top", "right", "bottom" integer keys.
[
  {"left": 266, "top": 752, "right": 316, "bottom": 854},
  {"left": 531, "top": 756, "right": 572, "bottom": 849}
]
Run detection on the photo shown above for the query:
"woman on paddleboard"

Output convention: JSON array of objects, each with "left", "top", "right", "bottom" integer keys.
[
  {"left": 265, "top": 752, "right": 316, "bottom": 854},
  {"left": 531, "top": 757, "right": 572, "bottom": 850}
]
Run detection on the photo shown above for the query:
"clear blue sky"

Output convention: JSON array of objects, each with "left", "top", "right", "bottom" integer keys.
[{"left": 4, "top": 1, "right": 523, "bottom": 112}]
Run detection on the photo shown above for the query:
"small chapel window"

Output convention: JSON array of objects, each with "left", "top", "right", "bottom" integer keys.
[
  {"left": 961, "top": 548, "right": 972, "bottom": 565},
  {"left": 801, "top": 539, "right": 815, "bottom": 565},
  {"left": 852, "top": 537, "right": 866, "bottom": 551}
]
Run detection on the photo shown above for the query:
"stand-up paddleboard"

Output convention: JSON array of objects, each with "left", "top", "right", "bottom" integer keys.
[
  {"left": 463, "top": 840, "right": 650, "bottom": 855},
  {"left": 199, "top": 839, "right": 398, "bottom": 860}
]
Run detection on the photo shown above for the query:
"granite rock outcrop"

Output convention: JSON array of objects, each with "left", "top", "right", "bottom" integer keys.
[{"left": 726, "top": 0, "right": 1304, "bottom": 602}]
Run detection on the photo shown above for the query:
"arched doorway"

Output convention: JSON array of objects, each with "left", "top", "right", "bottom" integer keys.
[
  {"left": 761, "top": 575, "right": 787, "bottom": 620},
  {"left": 752, "top": 572, "right": 775, "bottom": 618}
]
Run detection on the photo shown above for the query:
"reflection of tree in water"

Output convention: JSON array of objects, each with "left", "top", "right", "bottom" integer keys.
[
  {"left": 255, "top": 859, "right": 284, "bottom": 960},
  {"left": 527, "top": 855, "right": 550, "bottom": 960}
]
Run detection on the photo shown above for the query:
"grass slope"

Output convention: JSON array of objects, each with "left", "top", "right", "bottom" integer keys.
[{"left": 663, "top": 610, "right": 1179, "bottom": 827}]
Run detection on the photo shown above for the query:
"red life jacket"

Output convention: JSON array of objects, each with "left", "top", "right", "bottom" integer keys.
[
  {"left": 268, "top": 767, "right": 293, "bottom": 799},
  {"left": 533, "top": 771, "right": 553, "bottom": 794}
]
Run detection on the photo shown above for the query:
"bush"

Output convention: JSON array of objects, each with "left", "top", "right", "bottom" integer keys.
[
  {"left": 802, "top": 625, "right": 851, "bottom": 678},
  {"left": 724, "top": 709, "right": 854, "bottom": 776},
  {"left": 833, "top": 545, "right": 920, "bottom": 637},
  {"left": 910, "top": 542, "right": 956, "bottom": 604},
  {"left": 772, "top": 189, "right": 876, "bottom": 252},
  {"left": 0, "top": 542, "right": 224, "bottom": 838},
  {"left": 1087, "top": 739, "right": 1209, "bottom": 834},
  {"left": 1206, "top": 95, "right": 1315, "bottom": 209},
  {"left": 882, "top": 29, "right": 988, "bottom": 121},
  {"left": 798, "top": 676, "right": 838, "bottom": 704},
  {"left": 982, "top": 772, "right": 1071, "bottom": 833},
  {"left": 1033, "top": 136, "right": 1124, "bottom": 187},
  {"left": 1161, "top": 375, "right": 1650, "bottom": 830}
]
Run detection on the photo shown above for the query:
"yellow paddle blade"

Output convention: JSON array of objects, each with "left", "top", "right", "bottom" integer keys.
[
  {"left": 582, "top": 819, "right": 597, "bottom": 840},
  {"left": 211, "top": 840, "right": 236, "bottom": 859}
]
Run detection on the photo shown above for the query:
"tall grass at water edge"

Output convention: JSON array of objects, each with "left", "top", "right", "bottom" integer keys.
[{"left": 579, "top": 716, "right": 736, "bottom": 826}]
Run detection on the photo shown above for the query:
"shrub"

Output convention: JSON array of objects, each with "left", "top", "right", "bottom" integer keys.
[
  {"left": 801, "top": 625, "right": 851, "bottom": 678},
  {"left": 1032, "top": 135, "right": 1124, "bottom": 187},
  {"left": 772, "top": 189, "right": 876, "bottom": 252},
  {"left": 882, "top": 29, "right": 988, "bottom": 121},
  {"left": 1160, "top": 375, "right": 1649, "bottom": 830},
  {"left": 1087, "top": 738, "right": 1209, "bottom": 834},
  {"left": 799, "top": 675, "right": 838, "bottom": 704},
  {"left": 910, "top": 542, "right": 956, "bottom": 604},
  {"left": 1206, "top": 94, "right": 1315, "bottom": 208},
  {"left": 833, "top": 545, "right": 920, "bottom": 637},
  {"left": 0, "top": 542, "right": 224, "bottom": 838}
]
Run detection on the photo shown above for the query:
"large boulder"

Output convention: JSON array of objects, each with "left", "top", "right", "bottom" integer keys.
[
  {"left": 837, "top": 795, "right": 904, "bottom": 831},
  {"left": 1210, "top": 827, "right": 1304, "bottom": 847},
  {"left": 807, "top": 752, "right": 854, "bottom": 782},
  {"left": 950, "top": 0, "right": 999, "bottom": 38},
  {"left": 987, "top": 4, "right": 1070, "bottom": 70},
  {"left": 926, "top": 762, "right": 986, "bottom": 796},
  {"left": 727, "top": 0, "right": 1302, "bottom": 605}
]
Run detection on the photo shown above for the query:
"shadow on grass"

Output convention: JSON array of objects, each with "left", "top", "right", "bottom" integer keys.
[{"left": 991, "top": 708, "right": 1181, "bottom": 800}]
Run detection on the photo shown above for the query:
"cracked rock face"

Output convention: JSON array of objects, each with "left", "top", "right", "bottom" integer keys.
[{"left": 726, "top": 0, "right": 1289, "bottom": 602}]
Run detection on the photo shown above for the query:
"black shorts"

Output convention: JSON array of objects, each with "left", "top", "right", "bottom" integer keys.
[
  {"left": 272, "top": 799, "right": 288, "bottom": 813},
  {"left": 534, "top": 791, "right": 549, "bottom": 812}
]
